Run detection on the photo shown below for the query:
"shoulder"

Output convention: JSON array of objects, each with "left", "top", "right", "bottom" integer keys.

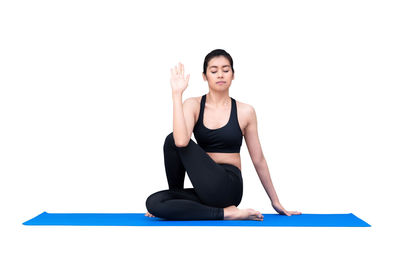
[
  {"left": 183, "top": 96, "right": 201, "bottom": 106},
  {"left": 236, "top": 99, "right": 255, "bottom": 113},
  {"left": 183, "top": 96, "right": 202, "bottom": 119},
  {"left": 183, "top": 96, "right": 202, "bottom": 111},
  {"left": 235, "top": 99, "right": 256, "bottom": 123}
]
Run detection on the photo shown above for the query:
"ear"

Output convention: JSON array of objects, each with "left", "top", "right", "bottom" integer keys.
[
  {"left": 232, "top": 72, "right": 235, "bottom": 80},
  {"left": 202, "top": 73, "right": 207, "bottom": 81}
]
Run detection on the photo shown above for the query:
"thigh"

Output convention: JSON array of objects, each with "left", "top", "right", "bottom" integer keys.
[
  {"left": 176, "top": 139, "right": 230, "bottom": 194},
  {"left": 145, "top": 188, "right": 223, "bottom": 220},
  {"left": 166, "top": 132, "right": 226, "bottom": 181},
  {"left": 165, "top": 132, "right": 232, "bottom": 206},
  {"left": 147, "top": 188, "right": 203, "bottom": 204},
  {"left": 145, "top": 188, "right": 204, "bottom": 215}
]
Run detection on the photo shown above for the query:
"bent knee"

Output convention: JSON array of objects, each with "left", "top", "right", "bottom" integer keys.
[
  {"left": 145, "top": 192, "right": 160, "bottom": 214},
  {"left": 163, "top": 132, "right": 176, "bottom": 149},
  {"left": 145, "top": 190, "right": 169, "bottom": 216}
]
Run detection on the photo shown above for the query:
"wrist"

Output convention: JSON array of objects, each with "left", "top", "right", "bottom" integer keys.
[
  {"left": 172, "top": 92, "right": 183, "bottom": 99},
  {"left": 272, "top": 200, "right": 280, "bottom": 205}
]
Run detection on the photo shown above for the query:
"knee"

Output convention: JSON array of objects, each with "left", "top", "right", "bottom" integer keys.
[
  {"left": 164, "top": 132, "right": 175, "bottom": 148},
  {"left": 145, "top": 192, "right": 159, "bottom": 215}
]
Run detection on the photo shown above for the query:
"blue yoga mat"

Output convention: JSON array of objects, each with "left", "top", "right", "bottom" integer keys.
[{"left": 23, "top": 212, "right": 370, "bottom": 227}]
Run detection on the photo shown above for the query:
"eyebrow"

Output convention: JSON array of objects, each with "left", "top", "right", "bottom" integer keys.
[{"left": 209, "top": 65, "right": 230, "bottom": 68}]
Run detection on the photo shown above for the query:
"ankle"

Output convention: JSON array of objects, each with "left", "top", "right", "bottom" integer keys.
[{"left": 223, "top": 205, "right": 237, "bottom": 220}]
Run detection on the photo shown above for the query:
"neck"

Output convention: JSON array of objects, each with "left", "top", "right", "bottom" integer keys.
[{"left": 206, "top": 91, "right": 230, "bottom": 108}]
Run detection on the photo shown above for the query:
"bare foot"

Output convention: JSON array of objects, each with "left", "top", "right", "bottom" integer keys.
[
  {"left": 223, "top": 205, "right": 264, "bottom": 221},
  {"left": 145, "top": 211, "right": 156, "bottom": 218}
]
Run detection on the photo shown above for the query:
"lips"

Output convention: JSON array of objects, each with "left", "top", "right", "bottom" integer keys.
[{"left": 217, "top": 81, "right": 226, "bottom": 84}]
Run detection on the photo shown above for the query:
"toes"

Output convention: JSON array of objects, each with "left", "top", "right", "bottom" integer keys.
[
  {"left": 249, "top": 214, "right": 263, "bottom": 221},
  {"left": 254, "top": 211, "right": 263, "bottom": 218},
  {"left": 254, "top": 211, "right": 263, "bottom": 220},
  {"left": 145, "top": 212, "right": 155, "bottom": 218}
]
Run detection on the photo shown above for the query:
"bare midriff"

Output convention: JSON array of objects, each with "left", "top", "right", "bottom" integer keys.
[{"left": 206, "top": 152, "right": 241, "bottom": 171}]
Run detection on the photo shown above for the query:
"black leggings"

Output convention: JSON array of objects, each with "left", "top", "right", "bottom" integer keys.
[{"left": 145, "top": 132, "right": 243, "bottom": 220}]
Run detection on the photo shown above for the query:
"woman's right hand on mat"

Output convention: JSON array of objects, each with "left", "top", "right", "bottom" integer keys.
[{"left": 170, "top": 62, "right": 190, "bottom": 95}]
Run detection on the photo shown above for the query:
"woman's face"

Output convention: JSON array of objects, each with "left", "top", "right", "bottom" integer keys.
[{"left": 203, "top": 56, "right": 234, "bottom": 91}]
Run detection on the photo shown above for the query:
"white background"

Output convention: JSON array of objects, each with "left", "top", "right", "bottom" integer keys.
[{"left": 1, "top": 0, "right": 399, "bottom": 266}]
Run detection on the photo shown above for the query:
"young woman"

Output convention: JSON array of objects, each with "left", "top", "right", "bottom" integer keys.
[{"left": 145, "top": 49, "right": 301, "bottom": 220}]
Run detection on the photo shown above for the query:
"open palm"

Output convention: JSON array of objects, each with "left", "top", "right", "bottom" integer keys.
[{"left": 170, "top": 62, "right": 190, "bottom": 94}]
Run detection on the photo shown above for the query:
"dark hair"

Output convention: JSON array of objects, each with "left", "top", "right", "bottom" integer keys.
[{"left": 203, "top": 49, "right": 234, "bottom": 76}]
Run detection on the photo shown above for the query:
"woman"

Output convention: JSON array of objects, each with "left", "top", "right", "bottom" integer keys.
[{"left": 145, "top": 49, "right": 301, "bottom": 221}]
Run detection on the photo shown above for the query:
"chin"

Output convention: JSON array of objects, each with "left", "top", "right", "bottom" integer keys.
[{"left": 215, "top": 87, "right": 229, "bottom": 92}]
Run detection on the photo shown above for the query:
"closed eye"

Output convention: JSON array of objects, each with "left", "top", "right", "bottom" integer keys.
[{"left": 211, "top": 71, "right": 229, "bottom": 73}]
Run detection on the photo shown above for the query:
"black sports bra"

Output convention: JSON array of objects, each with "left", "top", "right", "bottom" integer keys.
[{"left": 193, "top": 94, "right": 243, "bottom": 153}]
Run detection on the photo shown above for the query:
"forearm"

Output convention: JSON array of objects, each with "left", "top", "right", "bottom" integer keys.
[
  {"left": 254, "top": 159, "right": 280, "bottom": 204},
  {"left": 172, "top": 93, "right": 190, "bottom": 146}
]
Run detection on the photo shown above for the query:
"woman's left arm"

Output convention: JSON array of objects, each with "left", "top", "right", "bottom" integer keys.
[{"left": 243, "top": 105, "right": 301, "bottom": 216}]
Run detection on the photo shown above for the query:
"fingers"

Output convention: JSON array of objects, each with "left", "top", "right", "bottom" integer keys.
[
  {"left": 288, "top": 211, "right": 302, "bottom": 215},
  {"left": 170, "top": 66, "right": 178, "bottom": 79},
  {"left": 280, "top": 210, "right": 301, "bottom": 216},
  {"left": 171, "top": 62, "right": 186, "bottom": 76},
  {"left": 179, "top": 62, "right": 184, "bottom": 77},
  {"left": 279, "top": 209, "right": 292, "bottom": 216}
]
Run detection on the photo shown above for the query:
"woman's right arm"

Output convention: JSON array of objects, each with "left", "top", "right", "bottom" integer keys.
[{"left": 170, "top": 62, "right": 192, "bottom": 147}]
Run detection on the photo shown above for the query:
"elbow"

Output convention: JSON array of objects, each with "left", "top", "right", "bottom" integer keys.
[
  {"left": 175, "top": 140, "right": 190, "bottom": 148},
  {"left": 254, "top": 157, "right": 266, "bottom": 167},
  {"left": 174, "top": 135, "right": 190, "bottom": 147},
  {"left": 172, "top": 132, "right": 190, "bottom": 148}
]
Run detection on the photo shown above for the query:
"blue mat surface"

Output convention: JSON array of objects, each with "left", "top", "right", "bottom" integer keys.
[{"left": 23, "top": 212, "right": 370, "bottom": 227}]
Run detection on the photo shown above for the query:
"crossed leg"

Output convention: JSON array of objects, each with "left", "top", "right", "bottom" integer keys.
[{"left": 145, "top": 132, "right": 263, "bottom": 221}]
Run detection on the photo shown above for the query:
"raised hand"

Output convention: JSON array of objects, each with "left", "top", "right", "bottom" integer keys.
[{"left": 170, "top": 62, "right": 190, "bottom": 95}]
